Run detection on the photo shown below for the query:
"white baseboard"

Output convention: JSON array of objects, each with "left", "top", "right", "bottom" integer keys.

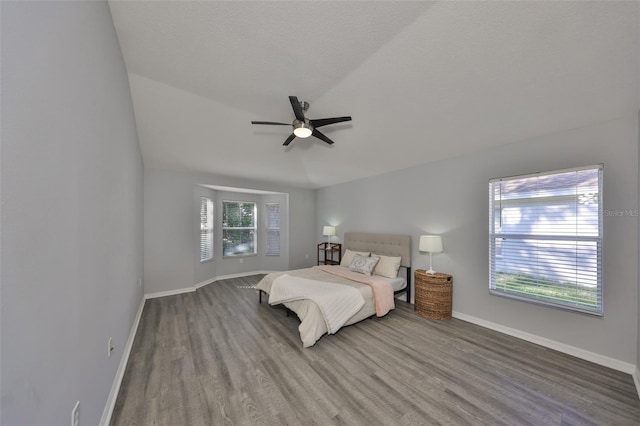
[
  {"left": 149, "top": 271, "right": 273, "bottom": 298},
  {"left": 193, "top": 270, "right": 274, "bottom": 290},
  {"left": 633, "top": 366, "right": 640, "bottom": 400},
  {"left": 100, "top": 296, "right": 146, "bottom": 426},
  {"left": 144, "top": 286, "right": 196, "bottom": 300},
  {"left": 194, "top": 279, "right": 214, "bottom": 289},
  {"left": 452, "top": 311, "right": 636, "bottom": 375}
]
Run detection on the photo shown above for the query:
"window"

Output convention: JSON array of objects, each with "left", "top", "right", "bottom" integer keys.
[
  {"left": 222, "top": 201, "right": 257, "bottom": 256},
  {"left": 200, "top": 197, "right": 214, "bottom": 262},
  {"left": 489, "top": 165, "right": 603, "bottom": 315},
  {"left": 265, "top": 203, "right": 280, "bottom": 256}
]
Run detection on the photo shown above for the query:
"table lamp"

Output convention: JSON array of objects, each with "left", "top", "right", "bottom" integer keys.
[
  {"left": 323, "top": 226, "right": 336, "bottom": 247},
  {"left": 419, "top": 235, "right": 443, "bottom": 274}
]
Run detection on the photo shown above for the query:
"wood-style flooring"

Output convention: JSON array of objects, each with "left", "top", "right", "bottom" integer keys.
[{"left": 111, "top": 274, "right": 640, "bottom": 425}]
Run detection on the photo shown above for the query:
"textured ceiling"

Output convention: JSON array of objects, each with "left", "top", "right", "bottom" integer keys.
[{"left": 109, "top": 1, "right": 640, "bottom": 189}]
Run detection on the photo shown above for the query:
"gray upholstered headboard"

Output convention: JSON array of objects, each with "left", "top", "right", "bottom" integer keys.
[{"left": 343, "top": 232, "right": 411, "bottom": 268}]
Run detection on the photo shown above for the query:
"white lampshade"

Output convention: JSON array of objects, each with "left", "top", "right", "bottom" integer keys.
[
  {"left": 323, "top": 226, "right": 336, "bottom": 237},
  {"left": 419, "top": 235, "right": 443, "bottom": 253}
]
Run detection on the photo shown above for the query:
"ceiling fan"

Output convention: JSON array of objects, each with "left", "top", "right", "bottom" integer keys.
[{"left": 251, "top": 96, "right": 352, "bottom": 146}]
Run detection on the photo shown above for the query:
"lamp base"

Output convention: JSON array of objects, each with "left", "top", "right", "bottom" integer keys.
[{"left": 427, "top": 252, "right": 436, "bottom": 274}]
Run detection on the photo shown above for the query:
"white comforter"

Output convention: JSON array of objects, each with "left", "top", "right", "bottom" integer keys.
[
  {"left": 269, "top": 274, "right": 365, "bottom": 334},
  {"left": 256, "top": 267, "right": 379, "bottom": 347}
]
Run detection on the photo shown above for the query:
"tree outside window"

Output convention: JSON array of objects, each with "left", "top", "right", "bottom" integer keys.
[{"left": 223, "top": 201, "right": 257, "bottom": 256}]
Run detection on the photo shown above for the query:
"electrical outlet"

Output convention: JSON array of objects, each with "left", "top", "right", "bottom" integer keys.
[
  {"left": 305, "top": 253, "right": 309, "bottom": 259},
  {"left": 239, "top": 258, "right": 243, "bottom": 264},
  {"left": 138, "top": 278, "right": 142, "bottom": 288},
  {"left": 107, "top": 337, "right": 114, "bottom": 358},
  {"left": 71, "top": 401, "right": 79, "bottom": 426}
]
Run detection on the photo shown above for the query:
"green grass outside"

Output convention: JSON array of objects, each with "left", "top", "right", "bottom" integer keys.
[{"left": 495, "top": 273, "right": 597, "bottom": 309}]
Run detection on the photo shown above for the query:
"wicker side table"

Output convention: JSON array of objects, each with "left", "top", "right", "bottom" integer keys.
[{"left": 414, "top": 270, "right": 453, "bottom": 320}]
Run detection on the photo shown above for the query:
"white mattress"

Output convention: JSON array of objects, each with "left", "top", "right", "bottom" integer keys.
[{"left": 389, "top": 276, "right": 407, "bottom": 292}]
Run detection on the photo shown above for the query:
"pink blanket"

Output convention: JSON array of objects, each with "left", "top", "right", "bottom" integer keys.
[{"left": 314, "top": 265, "right": 395, "bottom": 316}]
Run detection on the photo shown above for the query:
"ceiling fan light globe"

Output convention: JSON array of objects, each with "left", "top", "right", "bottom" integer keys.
[
  {"left": 292, "top": 120, "right": 313, "bottom": 138},
  {"left": 293, "top": 126, "right": 312, "bottom": 138}
]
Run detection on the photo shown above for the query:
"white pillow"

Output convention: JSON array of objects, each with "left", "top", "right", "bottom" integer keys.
[
  {"left": 372, "top": 254, "right": 402, "bottom": 279},
  {"left": 341, "top": 249, "right": 370, "bottom": 267},
  {"left": 348, "top": 254, "right": 380, "bottom": 276}
]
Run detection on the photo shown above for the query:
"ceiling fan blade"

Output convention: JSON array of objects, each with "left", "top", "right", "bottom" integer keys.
[
  {"left": 310, "top": 116, "right": 352, "bottom": 128},
  {"left": 312, "top": 129, "right": 335, "bottom": 145},
  {"left": 251, "top": 121, "right": 290, "bottom": 126},
  {"left": 283, "top": 133, "right": 296, "bottom": 146},
  {"left": 289, "top": 96, "right": 305, "bottom": 121}
]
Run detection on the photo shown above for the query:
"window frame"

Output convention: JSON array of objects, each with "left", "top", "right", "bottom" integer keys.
[
  {"left": 488, "top": 164, "right": 603, "bottom": 316},
  {"left": 199, "top": 196, "right": 214, "bottom": 262},
  {"left": 222, "top": 200, "right": 257, "bottom": 258}
]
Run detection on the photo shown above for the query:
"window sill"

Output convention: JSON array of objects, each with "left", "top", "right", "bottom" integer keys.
[{"left": 223, "top": 254, "right": 257, "bottom": 259}]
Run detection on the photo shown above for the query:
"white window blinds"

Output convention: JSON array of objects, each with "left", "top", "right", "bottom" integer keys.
[
  {"left": 265, "top": 203, "right": 280, "bottom": 256},
  {"left": 489, "top": 165, "right": 603, "bottom": 315},
  {"left": 200, "top": 197, "right": 214, "bottom": 262}
]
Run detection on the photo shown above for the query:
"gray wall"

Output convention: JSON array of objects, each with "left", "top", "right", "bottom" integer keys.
[
  {"left": 144, "top": 169, "right": 316, "bottom": 295},
  {"left": 1, "top": 2, "right": 144, "bottom": 425},
  {"left": 317, "top": 115, "right": 638, "bottom": 365}
]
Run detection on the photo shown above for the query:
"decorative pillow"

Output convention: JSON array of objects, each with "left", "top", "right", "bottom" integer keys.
[
  {"left": 340, "top": 249, "right": 370, "bottom": 267},
  {"left": 348, "top": 254, "right": 380, "bottom": 276},
  {"left": 372, "top": 254, "right": 402, "bottom": 279}
]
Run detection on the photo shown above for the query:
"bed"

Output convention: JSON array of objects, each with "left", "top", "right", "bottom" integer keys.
[{"left": 256, "top": 232, "right": 411, "bottom": 347}]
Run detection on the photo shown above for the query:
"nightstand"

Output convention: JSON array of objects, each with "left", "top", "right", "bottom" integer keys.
[
  {"left": 317, "top": 242, "right": 341, "bottom": 265},
  {"left": 414, "top": 269, "right": 453, "bottom": 320}
]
